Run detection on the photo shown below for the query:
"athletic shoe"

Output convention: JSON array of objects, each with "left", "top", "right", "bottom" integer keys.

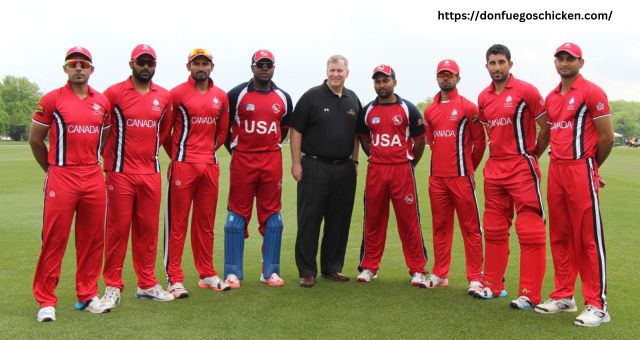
[
  {"left": 411, "top": 272, "right": 428, "bottom": 288},
  {"left": 136, "top": 284, "right": 174, "bottom": 302},
  {"left": 356, "top": 269, "right": 377, "bottom": 282},
  {"left": 100, "top": 286, "right": 121, "bottom": 309},
  {"left": 75, "top": 296, "right": 111, "bottom": 314},
  {"left": 510, "top": 296, "right": 534, "bottom": 310},
  {"left": 425, "top": 274, "right": 449, "bottom": 288},
  {"left": 36, "top": 306, "right": 56, "bottom": 322},
  {"left": 534, "top": 297, "right": 578, "bottom": 314},
  {"left": 260, "top": 273, "right": 285, "bottom": 287},
  {"left": 198, "top": 276, "right": 231, "bottom": 292},
  {"left": 574, "top": 305, "right": 611, "bottom": 327},
  {"left": 168, "top": 282, "right": 189, "bottom": 299},
  {"left": 473, "top": 287, "right": 507, "bottom": 299},
  {"left": 225, "top": 274, "right": 241, "bottom": 289},
  {"left": 467, "top": 281, "right": 483, "bottom": 296}
]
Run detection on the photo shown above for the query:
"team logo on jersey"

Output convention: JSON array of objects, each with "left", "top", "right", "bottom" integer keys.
[
  {"left": 371, "top": 117, "right": 381, "bottom": 124},
  {"left": 175, "top": 179, "right": 182, "bottom": 186},
  {"left": 450, "top": 109, "right": 459, "bottom": 121},
  {"left": 392, "top": 115, "right": 403, "bottom": 126},
  {"left": 152, "top": 98, "right": 162, "bottom": 112},
  {"left": 567, "top": 96, "right": 575, "bottom": 111},
  {"left": 404, "top": 194, "right": 414, "bottom": 204},
  {"left": 504, "top": 95, "right": 513, "bottom": 108},
  {"left": 212, "top": 97, "right": 221, "bottom": 110},
  {"left": 107, "top": 185, "right": 114, "bottom": 191},
  {"left": 245, "top": 104, "right": 255, "bottom": 111},
  {"left": 49, "top": 190, "right": 56, "bottom": 198},
  {"left": 272, "top": 103, "right": 281, "bottom": 113},
  {"left": 596, "top": 102, "right": 605, "bottom": 112},
  {"left": 92, "top": 103, "right": 103, "bottom": 116}
]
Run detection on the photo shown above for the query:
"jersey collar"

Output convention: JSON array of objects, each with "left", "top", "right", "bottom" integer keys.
[
  {"left": 434, "top": 88, "right": 459, "bottom": 103},
  {"left": 552, "top": 73, "right": 585, "bottom": 93}
]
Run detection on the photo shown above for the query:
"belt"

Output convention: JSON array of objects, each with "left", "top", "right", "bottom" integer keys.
[{"left": 304, "top": 154, "right": 352, "bottom": 165}]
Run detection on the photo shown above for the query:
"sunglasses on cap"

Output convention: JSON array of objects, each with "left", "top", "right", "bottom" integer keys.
[
  {"left": 253, "top": 61, "right": 274, "bottom": 69},
  {"left": 189, "top": 48, "right": 212, "bottom": 58},
  {"left": 437, "top": 72, "right": 456, "bottom": 79},
  {"left": 64, "top": 59, "right": 93, "bottom": 69},
  {"left": 134, "top": 59, "right": 157, "bottom": 67}
]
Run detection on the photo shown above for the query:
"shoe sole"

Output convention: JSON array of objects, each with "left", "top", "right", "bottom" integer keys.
[
  {"left": 474, "top": 290, "right": 508, "bottom": 299},
  {"left": 198, "top": 283, "right": 231, "bottom": 292},
  {"left": 171, "top": 292, "right": 189, "bottom": 299},
  {"left": 534, "top": 306, "right": 578, "bottom": 314},
  {"left": 426, "top": 281, "right": 449, "bottom": 289},
  {"left": 510, "top": 301, "right": 533, "bottom": 310},
  {"left": 226, "top": 282, "right": 241, "bottom": 289},
  {"left": 574, "top": 315, "right": 611, "bottom": 327},
  {"left": 38, "top": 317, "right": 55, "bottom": 322},
  {"left": 136, "top": 294, "right": 174, "bottom": 302},
  {"left": 412, "top": 282, "right": 428, "bottom": 288}
]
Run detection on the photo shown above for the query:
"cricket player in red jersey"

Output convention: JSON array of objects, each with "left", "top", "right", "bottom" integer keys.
[
  {"left": 423, "top": 59, "right": 486, "bottom": 294},
  {"left": 223, "top": 50, "right": 293, "bottom": 288},
  {"left": 534, "top": 43, "right": 613, "bottom": 327},
  {"left": 29, "top": 46, "right": 111, "bottom": 322},
  {"left": 355, "top": 65, "right": 429, "bottom": 287},
  {"left": 100, "top": 44, "right": 174, "bottom": 308},
  {"left": 474, "top": 44, "right": 550, "bottom": 310},
  {"left": 163, "top": 48, "right": 230, "bottom": 297}
]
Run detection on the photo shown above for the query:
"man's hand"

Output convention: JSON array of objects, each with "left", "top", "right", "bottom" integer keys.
[{"left": 292, "top": 163, "right": 302, "bottom": 182}]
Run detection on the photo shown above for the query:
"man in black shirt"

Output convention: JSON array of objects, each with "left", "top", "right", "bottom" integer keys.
[{"left": 290, "top": 55, "right": 362, "bottom": 288}]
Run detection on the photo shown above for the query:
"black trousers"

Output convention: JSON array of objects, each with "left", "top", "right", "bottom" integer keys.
[{"left": 295, "top": 156, "right": 357, "bottom": 277}]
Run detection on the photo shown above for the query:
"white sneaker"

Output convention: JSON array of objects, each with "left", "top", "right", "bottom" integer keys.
[
  {"left": 411, "top": 272, "right": 428, "bottom": 288},
  {"left": 36, "top": 306, "right": 56, "bottom": 322},
  {"left": 168, "top": 282, "right": 189, "bottom": 299},
  {"left": 76, "top": 296, "right": 111, "bottom": 314},
  {"left": 473, "top": 287, "right": 507, "bottom": 299},
  {"left": 510, "top": 296, "right": 534, "bottom": 310},
  {"left": 136, "top": 284, "right": 174, "bottom": 302},
  {"left": 100, "top": 286, "right": 121, "bottom": 309},
  {"left": 425, "top": 274, "right": 449, "bottom": 289},
  {"left": 260, "top": 273, "right": 285, "bottom": 287},
  {"left": 356, "top": 269, "right": 377, "bottom": 282},
  {"left": 534, "top": 297, "right": 578, "bottom": 314},
  {"left": 198, "top": 276, "right": 231, "bottom": 292},
  {"left": 467, "top": 281, "right": 483, "bottom": 296},
  {"left": 574, "top": 305, "right": 611, "bottom": 327},
  {"left": 225, "top": 274, "right": 241, "bottom": 289}
]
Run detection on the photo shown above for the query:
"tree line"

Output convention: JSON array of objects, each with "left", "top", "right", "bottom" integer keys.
[{"left": 0, "top": 75, "right": 638, "bottom": 141}]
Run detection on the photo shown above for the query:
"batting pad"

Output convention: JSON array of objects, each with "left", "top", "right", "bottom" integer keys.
[
  {"left": 263, "top": 212, "right": 283, "bottom": 278},
  {"left": 224, "top": 211, "right": 246, "bottom": 280}
]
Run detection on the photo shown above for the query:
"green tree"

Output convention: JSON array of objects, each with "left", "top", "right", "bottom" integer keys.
[
  {"left": 612, "top": 110, "right": 639, "bottom": 137},
  {"left": 0, "top": 75, "right": 41, "bottom": 141},
  {"left": 0, "top": 100, "right": 8, "bottom": 136},
  {"left": 415, "top": 97, "right": 433, "bottom": 113}
]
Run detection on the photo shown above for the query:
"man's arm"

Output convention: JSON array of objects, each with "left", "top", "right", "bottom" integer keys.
[
  {"left": 594, "top": 115, "right": 614, "bottom": 167},
  {"left": 534, "top": 113, "right": 550, "bottom": 158},
  {"left": 29, "top": 123, "right": 50, "bottom": 172},
  {"left": 358, "top": 135, "right": 370, "bottom": 157},
  {"left": 470, "top": 120, "right": 486, "bottom": 171},
  {"left": 100, "top": 127, "right": 110, "bottom": 154},
  {"left": 412, "top": 137, "right": 426, "bottom": 166},
  {"left": 290, "top": 128, "right": 303, "bottom": 182}
]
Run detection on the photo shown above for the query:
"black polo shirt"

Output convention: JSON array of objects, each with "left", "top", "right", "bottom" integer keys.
[{"left": 291, "top": 80, "right": 362, "bottom": 160}]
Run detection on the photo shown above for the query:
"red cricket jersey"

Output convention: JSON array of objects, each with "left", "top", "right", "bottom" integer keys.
[
  {"left": 357, "top": 95, "right": 426, "bottom": 164},
  {"left": 478, "top": 74, "right": 545, "bottom": 160},
  {"left": 103, "top": 77, "right": 172, "bottom": 173},
  {"left": 165, "top": 77, "right": 229, "bottom": 164},
  {"left": 424, "top": 88, "right": 486, "bottom": 177},
  {"left": 227, "top": 80, "right": 293, "bottom": 152},
  {"left": 32, "top": 82, "right": 110, "bottom": 166},
  {"left": 545, "top": 74, "right": 610, "bottom": 161}
]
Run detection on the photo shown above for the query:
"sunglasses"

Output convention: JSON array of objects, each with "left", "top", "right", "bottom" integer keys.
[
  {"left": 64, "top": 59, "right": 92, "bottom": 69},
  {"left": 189, "top": 48, "right": 212, "bottom": 58},
  {"left": 134, "top": 59, "right": 157, "bottom": 67},
  {"left": 437, "top": 72, "right": 456, "bottom": 79},
  {"left": 253, "top": 62, "right": 274, "bottom": 69}
]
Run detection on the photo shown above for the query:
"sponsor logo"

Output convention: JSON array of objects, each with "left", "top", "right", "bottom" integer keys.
[
  {"left": 127, "top": 119, "right": 157, "bottom": 128},
  {"left": 450, "top": 109, "right": 459, "bottom": 121},
  {"left": 487, "top": 117, "right": 513, "bottom": 128},
  {"left": 392, "top": 115, "right": 403, "bottom": 125},
  {"left": 404, "top": 194, "right": 414, "bottom": 204},
  {"left": 596, "top": 102, "right": 605, "bottom": 111},
  {"left": 245, "top": 104, "right": 255, "bottom": 111},
  {"left": 212, "top": 97, "right": 221, "bottom": 110},
  {"left": 371, "top": 133, "right": 402, "bottom": 147},
  {"left": 376, "top": 65, "right": 385, "bottom": 71},
  {"left": 191, "top": 116, "right": 216, "bottom": 125},
  {"left": 346, "top": 109, "right": 356, "bottom": 116},
  {"left": 550, "top": 121, "right": 573, "bottom": 130},
  {"left": 504, "top": 95, "right": 513, "bottom": 108},
  {"left": 67, "top": 125, "right": 100, "bottom": 134},
  {"left": 433, "top": 129, "right": 456, "bottom": 138},
  {"left": 272, "top": 103, "right": 281, "bottom": 114},
  {"left": 567, "top": 96, "right": 575, "bottom": 111},
  {"left": 371, "top": 117, "right": 381, "bottom": 124},
  {"left": 243, "top": 120, "right": 278, "bottom": 134},
  {"left": 93, "top": 103, "right": 103, "bottom": 116},
  {"left": 152, "top": 98, "right": 162, "bottom": 112}
]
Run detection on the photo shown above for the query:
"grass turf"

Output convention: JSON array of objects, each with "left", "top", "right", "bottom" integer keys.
[{"left": 0, "top": 142, "right": 638, "bottom": 338}]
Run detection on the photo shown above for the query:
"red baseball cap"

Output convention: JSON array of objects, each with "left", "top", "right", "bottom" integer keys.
[
  {"left": 65, "top": 46, "right": 92, "bottom": 62},
  {"left": 554, "top": 42, "right": 582, "bottom": 58},
  {"left": 372, "top": 64, "right": 395, "bottom": 78},
  {"left": 131, "top": 44, "right": 157, "bottom": 60},
  {"left": 252, "top": 49, "right": 275, "bottom": 63},
  {"left": 188, "top": 48, "right": 213, "bottom": 62},
  {"left": 437, "top": 59, "right": 459, "bottom": 74}
]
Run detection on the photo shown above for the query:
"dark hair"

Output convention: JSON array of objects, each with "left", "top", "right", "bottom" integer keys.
[{"left": 486, "top": 44, "right": 511, "bottom": 62}]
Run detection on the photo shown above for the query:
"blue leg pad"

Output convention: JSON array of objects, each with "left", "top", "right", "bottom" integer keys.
[
  {"left": 224, "top": 211, "right": 246, "bottom": 280},
  {"left": 263, "top": 212, "right": 283, "bottom": 278}
]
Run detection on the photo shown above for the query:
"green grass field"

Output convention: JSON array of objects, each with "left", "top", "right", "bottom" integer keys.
[{"left": 1, "top": 143, "right": 638, "bottom": 338}]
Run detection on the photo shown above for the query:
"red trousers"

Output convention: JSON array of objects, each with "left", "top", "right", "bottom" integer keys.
[
  {"left": 482, "top": 156, "right": 546, "bottom": 303},
  {"left": 103, "top": 172, "right": 161, "bottom": 291},
  {"left": 33, "top": 165, "right": 106, "bottom": 307},
  {"left": 547, "top": 159, "right": 607, "bottom": 309},
  {"left": 428, "top": 176, "right": 483, "bottom": 282},
  {"left": 164, "top": 161, "right": 219, "bottom": 284},
  {"left": 359, "top": 162, "right": 427, "bottom": 274},
  {"left": 228, "top": 150, "right": 282, "bottom": 236}
]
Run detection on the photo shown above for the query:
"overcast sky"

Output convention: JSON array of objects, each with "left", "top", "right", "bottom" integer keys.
[{"left": 2, "top": 0, "right": 637, "bottom": 105}]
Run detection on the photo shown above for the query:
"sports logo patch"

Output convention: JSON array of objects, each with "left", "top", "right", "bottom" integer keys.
[
  {"left": 450, "top": 109, "right": 459, "bottom": 121},
  {"left": 404, "top": 194, "right": 414, "bottom": 204},
  {"left": 212, "top": 97, "right": 221, "bottom": 110},
  {"left": 596, "top": 102, "right": 605, "bottom": 111},
  {"left": 245, "top": 104, "right": 255, "bottom": 111},
  {"left": 35, "top": 104, "right": 45, "bottom": 116},
  {"left": 372, "top": 117, "right": 381, "bottom": 124},
  {"left": 272, "top": 103, "right": 281, "bottom": 113},
  {"left": 92, "top": 103, "right": 103, "bottom": 116},
  {"left": 504, "top": 95, "right": 513, "bottom": 108},
  {"left": 152, "top": 98, "right": 162, "bottom": 112},
  {"left": 392, "top": 115, "right": 403, "bottom": 125}
]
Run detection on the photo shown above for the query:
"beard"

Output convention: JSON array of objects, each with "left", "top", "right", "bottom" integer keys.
[
  {"left": 132, "top": 69, "right": 154, "bottom": 83},
  {"left": 439, "top": 83, "right": 456, "bottom": 92}
]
